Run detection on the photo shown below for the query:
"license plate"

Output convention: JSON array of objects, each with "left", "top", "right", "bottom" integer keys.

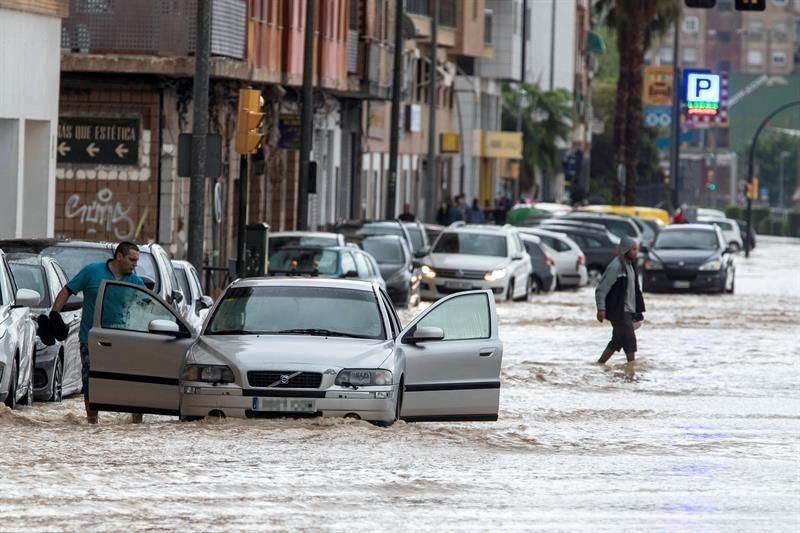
[
  {"left": 673, "top": 280, "right": 691, "bottom": 289},
  {"left": 446, "top": 280, "right": 471, "bottom": 289},
  {"left": 253, "top": 397, "right": 316, "bottom": 413}
]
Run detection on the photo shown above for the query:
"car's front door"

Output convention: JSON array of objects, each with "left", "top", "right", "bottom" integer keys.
[
  {"left": 88, "top": 280, "right": 193, "bottom": 416},
  {"left": 399, "top": 290, "right": 502, "bottom": 422}
]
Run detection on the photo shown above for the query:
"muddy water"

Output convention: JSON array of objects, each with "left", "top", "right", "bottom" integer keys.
[{"left": 1, "top": 237, "right": 798, "bottom": 531}]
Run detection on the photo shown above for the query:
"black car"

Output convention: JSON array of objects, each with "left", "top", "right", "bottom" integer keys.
[
  {"left": 536, "top": 223, "right": 620, "bottom": 285},
  {"left": 7, "top": 254, "right": 83, "bottom": 402},
  {"left": 361, "top": 235, "right": 421, "bottom": 307},
  {"left": 519, "top": 234, "right": 557, "bottom": 293},
  {"left": 562, "top": 212, "right": 643, "bottom": 242},
  {"left": 642, "top": 224, "right": 736, "bottom": 294},
  {"left": 336, "top": 221, "right": 426, "bottom": 263}
]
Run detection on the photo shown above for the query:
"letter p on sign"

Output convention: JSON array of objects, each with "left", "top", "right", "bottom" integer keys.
[{"left": 687, "top": 73, "right": 720, "bottom": 103}]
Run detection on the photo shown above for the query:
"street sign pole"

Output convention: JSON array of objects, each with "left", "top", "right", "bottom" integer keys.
[{"left": 669, "top": 15, "right": 681, "bottom": 212}]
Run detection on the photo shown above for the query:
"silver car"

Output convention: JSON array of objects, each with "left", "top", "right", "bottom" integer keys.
[
  {"left": 0, "top": 249, "right": 40, "bottom": 408},
  {"left": 86, "top": 278, "right": 503, "bottom": 425},
  {"left": 171, "top": 260, "right": 214, "bottom": 336}
]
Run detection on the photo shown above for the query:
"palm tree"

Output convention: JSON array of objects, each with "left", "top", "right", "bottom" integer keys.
[
  {"left": 596, "top": 0, "right": 679, "bottom": 204},
  {"left": 501, "top": 83, "right": 574, "bottom": 200}
]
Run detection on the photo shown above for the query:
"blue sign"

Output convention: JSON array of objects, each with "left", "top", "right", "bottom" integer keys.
[
  {"left": 644, "top": 106, "right": 672, "bottom": 127},
  {"left": 682, "top": 69, "right": 720, "bottom": 116}
]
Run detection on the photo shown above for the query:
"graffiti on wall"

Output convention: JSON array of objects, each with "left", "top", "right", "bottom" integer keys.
[{"left": 64, "top": 187, "right": 143, "bottom": 240}]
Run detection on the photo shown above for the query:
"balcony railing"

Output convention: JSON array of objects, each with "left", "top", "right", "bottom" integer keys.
[{"left": 61, "top": 0, "right": 246, "bottom": 59}]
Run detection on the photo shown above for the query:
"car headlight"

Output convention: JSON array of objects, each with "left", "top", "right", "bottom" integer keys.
[
  {"left": 699, "top": 258, "right": 722, "bottom": 271},
  {"left": 182, "top": 364, "right": 235, "bottom": 384},
  {"left": 484, "top": 268, "right": 508, "bottom": 282},
  {"left": 421, "top": 265, "right": 436, "bottom": 279},
  {"left": 644, "top": 259, "right": 663, "bottom": 270},
  {"left": 335, "top": 369, "right": 393, "bottom": 387}
]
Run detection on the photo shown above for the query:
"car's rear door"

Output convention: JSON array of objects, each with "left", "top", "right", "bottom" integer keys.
[
  {"left": 88, "top": 280, "right": 193, "bottom": 416},
  {"left": 399, "top": 290, "right": 502, "bottom": 422}
]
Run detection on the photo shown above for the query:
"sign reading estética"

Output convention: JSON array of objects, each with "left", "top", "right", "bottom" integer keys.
[{"left": 57, "top": 117, "right": 140, "bottom": 165}]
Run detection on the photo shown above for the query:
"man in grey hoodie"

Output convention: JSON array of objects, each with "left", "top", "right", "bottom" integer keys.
[{"left": 594, "top": 236, "right": 645, "bottom": 364}]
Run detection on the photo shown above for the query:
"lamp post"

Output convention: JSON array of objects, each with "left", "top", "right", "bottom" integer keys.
[{"left": 779, "top": 151, "right": 790, "bottom": 209}]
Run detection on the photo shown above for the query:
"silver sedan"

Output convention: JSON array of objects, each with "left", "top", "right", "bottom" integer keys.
[{"left": 86, "top": 278, "right": 503, "bottom": 425}]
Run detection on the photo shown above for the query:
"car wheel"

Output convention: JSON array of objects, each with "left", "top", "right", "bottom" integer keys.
[
  {"left": 4, "top": 358, "right": 18, "bottom": 409},
  {"left": 20, "top": 363, "right": 34, "bottom": 407},
  {"left": 530, "top": 276, "right": 540, "bottom": 297},
  {"left": 51, "top": 356, "right": 64, "bottom": 403},
  {"left": 371, "top": 379, "right": 403, "bottom": 428},
  {"left": 506, "top": 280, "right": 515, "bottom": 302},
  {"left": 588, "top": 268, "right": 603, "bottom": 287}
]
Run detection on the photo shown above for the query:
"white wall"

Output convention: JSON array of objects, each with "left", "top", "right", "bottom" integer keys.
[
  {"left": 0, "top": 8, "right": 62, "bottom": 238},
  {"left": 527, "top": 0, "right": 576, "bottom": 92}
]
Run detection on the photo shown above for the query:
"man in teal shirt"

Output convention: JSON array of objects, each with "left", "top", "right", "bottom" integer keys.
[{"left": 51, "top": 241, "right": 144, "bottom": 423}]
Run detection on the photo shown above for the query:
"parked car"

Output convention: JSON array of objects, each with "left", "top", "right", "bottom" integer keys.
[
  {"left": 401, "top": 220, "right": 433, "bottom": 261},
  {"left": 642, "top": 224, "right": 736, "bottom": 294},
  {"left": 336, "top": 221, "right": 420, "bottom": 262},
  {"left": 561, "top": 212, "right": 644, "bottom": 243},
  {"left": 518, "top": 234, "right": 557, "bottom": 293},
  {"left": 423, "top": 224, "right": 445, "bottom": 245},
  {"left": 361, "top": 235, "right": 421, "bottom": 307},
  {"left": 577, "top": 204, "right": 670, "bottom": 225},
  {"left": 268, "top": 245, "right": 386, "bottom": 289},
  {"left": 268, "top": 231, "right": 346, "bottom": 259},
  {"left": 86, "top": 278, "right": 503, "bottom": 425},
  {"left": 536, "top": 224, "right": 619, "bottom": 286},
  {"left": 172, "top": 260, "right": 214, "bottom": 336},
  {"left": 0, "top": 249, "right": 40, "bottom": 408},
  {"left": 519, "top": 228, "right": 587, "bottom": 289},
  {"left": 0, "top": 239, "right": 186, "bottom": 318},
  {"left": 697, "top": 207, "right": 727, "bottom": 219},
  {"left": 420, "top": 223, "right": 533, "bottom": 302},
  {"left": 697, "top": 217, "right": 744, "bottom": 252},
  {"left": 7, "top": 253, "right": 83, "bottom": 401}
]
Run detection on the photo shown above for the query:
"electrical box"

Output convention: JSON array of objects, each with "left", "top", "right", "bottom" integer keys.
[{"left": 244, "top": 223, "right": 270, "bottom": 277}]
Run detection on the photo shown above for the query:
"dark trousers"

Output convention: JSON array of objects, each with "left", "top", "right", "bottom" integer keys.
[{"left": 606, "top": 312, "right": 637, "bottom": 354}]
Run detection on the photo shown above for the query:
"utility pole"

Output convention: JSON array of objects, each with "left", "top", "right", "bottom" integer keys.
[
  {"left": 187, "top": 0, "right": 211, "bottom": 271},
  {"left": 425, "top": 0, "right": 439, "bottom": 222},
  {"left": 549, "top": 0, "right": 555, "bottom": 91},
  {"left": 517, "top": 0, "right": 527, "bottom": 202},
  {"left": 669, "top": 14, "right": 681, "bottom": 211},
  {"left": 386, "top": 0, "right": 405, "bottom": 220},
  {"left": 778, "top": 151, "right": 790, "bottom": 209},
  {"left": 297, "top": 0, "right": 315, "bottom": 230}
]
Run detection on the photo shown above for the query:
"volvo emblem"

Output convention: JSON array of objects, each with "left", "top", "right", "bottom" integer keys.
[{"left": 280, "top": 374, "right": 290, "bottom": 385}]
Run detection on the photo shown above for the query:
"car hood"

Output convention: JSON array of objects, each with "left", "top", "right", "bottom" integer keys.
[
  {"left": 428, "top": 253, "right": 509, "bottom": 271},
  {"left": 651, "top": 249, "right": 718, "bottom": 265},
  {"left": 191, "top": 335, "right": 393, "bottom": 371}
]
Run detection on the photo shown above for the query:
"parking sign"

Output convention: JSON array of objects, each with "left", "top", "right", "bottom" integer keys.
[{"left": 684, "top": 71, "right": 720, "bottom": 116}]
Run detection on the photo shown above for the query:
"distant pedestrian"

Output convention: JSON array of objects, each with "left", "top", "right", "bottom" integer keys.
[
  {"left": 483, "top": 199, "right": 495, "bottom": 224},
  {"left": 436, "top": 201, "right": 450, "bottom": 226},
  {"left": 50, "top": 241, "right": 145, "bottom": 424},
  {"left": 594, "top": 236, "right": 645, "bottom": 364},
  {"left": 465, "top": 199, "right": 485, "bottom": 223},
  {"left": 448, "top": 195, "right": 466, "bottom": 224},
  {"left": 398, "top": 203, "right": 415, "bottom": 222}
]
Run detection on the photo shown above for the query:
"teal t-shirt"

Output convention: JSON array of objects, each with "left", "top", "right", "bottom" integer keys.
[{"left": 66, "top": 261, "right": 144, "bottom": 343}]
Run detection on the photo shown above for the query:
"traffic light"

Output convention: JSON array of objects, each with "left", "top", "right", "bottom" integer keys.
[
  {"left": 745, "top": 178, "right": 759, "bottom": 200},
  {"left": 684, "top": 0, "right": 716, "bottom": 8},
  {"left": 705, "top": 169, "right": 716, "bottom": 191},
  {"left": 735, "top": 0, "right": 765, "bottom": 11},
  {"left": 235, "top": 88, "right": 264, "bottom": 154}
]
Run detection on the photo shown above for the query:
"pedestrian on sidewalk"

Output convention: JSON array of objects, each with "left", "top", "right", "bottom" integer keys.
[
  {"left": 594, "top": 236, "right": 645, "bottom": 364},
  {"left": 50, "top": 241, "right": 145, "bottom": 424},
  {"left": 398, "top": 203, "right": 416, "bottom": 222},
  {"left": 465, "top": 198, "right": 485, "bottom": 223}
]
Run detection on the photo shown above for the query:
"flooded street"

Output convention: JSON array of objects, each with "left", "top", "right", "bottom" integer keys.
[{"left": 2, "top": 237, "right": 798, "bottom": 531}]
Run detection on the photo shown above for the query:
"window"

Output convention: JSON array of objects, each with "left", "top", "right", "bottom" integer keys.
[
  {"left": 747, "top": 49, "right": 764, "bottom": 65},
  {"left": 341, "top": 252, "right": 357, "bottom": 275},
  {"left": 354, "top": 252, "right": 370, "bottom": 278},
  {"left": 363, "top": 238, "right": 405, "bottom": 264},
  {"left": 100, "top": 283, "right": 179, "bottom": 334},
  {"left": 175, "top": 267, "right": 193, "bottom": 302},
  {"left": 433, "top": 233, "right": 508, "bottom": 257},
  {"left": 379, "top": 290, "right": 401, "bottom": 337},
  {"left": 771, "top": 0, "right": 788, "bottom": 5},
  {"left": 718, "top": 60, "right": 731, "bottom": 72},
  {"left": 484, "top": 9, "right": 493, "bottom": 44},
  {"left": 717, "top": 31, "right": 731, "bottom": 43},
  {"left": 748, "top": 22, "right": 764, "bottom": 38},
  {"left": 659, "top": 47, "right": 674, "bottom": 64},
  {"left": 683, "top": 47, "right": 698, "bottom": 63},
  {"left": 9, "top": 264, "right": 50, "bottom": 308},
  {"left": 415, "top": 293, "right": 490, "bottom": 341},
  {"left": 771, "top": 52, "right": 787, "bottom": 66},
  {"left": 682, "top": 16, "right": 699, "bottom": 34}
]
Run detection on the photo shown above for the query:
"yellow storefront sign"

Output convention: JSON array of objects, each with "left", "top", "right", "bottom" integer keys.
[
  {"left": 643, "top": 66, "right": 673, "bottom": 106},
  {"left": 475, "top": 131, "right": 523, "bottom": 159}
]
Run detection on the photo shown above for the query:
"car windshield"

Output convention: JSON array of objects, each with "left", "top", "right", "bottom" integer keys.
[
  {"left": 405, "top": 227, "right": 425, "bottom": 253},
  {"left": 9, "top": 263, "right": 50, "bottom": 308},
  {"left": 655, "top": 230, "right": 719, "bottom": 251},
  {"left": 206, "top": 286, "right": 384, "bottom": 339},
  {"left": 359, "top": 224, "right": 404, "bottom": 239},
  {"left": 433, "top": 232, "right": 507, "bottom": 257},
  {"left": 269, "top": 236, "right": 339, "bottom": 257},
  {"left": 43, "top": 246, "right": 160, "bottom": 291},
  {"left": 362, "top": 238, "right": 405, "bottom": 264},
  {"left": 714, "top": 221, "right": 734, "bottom": 231},
  {"left": 269, "top": 248, "right": 340, "bottom": 275}
]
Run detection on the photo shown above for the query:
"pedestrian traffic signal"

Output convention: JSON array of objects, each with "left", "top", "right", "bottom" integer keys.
[
  {"left": 684, "top": 0, "right": 716, "bottom": 8},
  {"left": 235, "top": 88, "right": 265, "bottom": 154},
  {"left": 705, "top": 169, "right": 716, "bottom": 191},
  {"left": 735, "top": 0, "right": 765, "bottom": 11}
]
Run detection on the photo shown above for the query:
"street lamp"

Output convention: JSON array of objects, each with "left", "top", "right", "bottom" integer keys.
[{"left": 779, "top": 151, "right": 790, "bottom": 209}]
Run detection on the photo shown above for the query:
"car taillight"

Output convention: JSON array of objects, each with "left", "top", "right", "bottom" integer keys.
[
  {"left": 577, "top": 254, "right": 585, "bottom": 268},
  {"left": 545, "top": 255, "right": 555, "bottom": 267}
]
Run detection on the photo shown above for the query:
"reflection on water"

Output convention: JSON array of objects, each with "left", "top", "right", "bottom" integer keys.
[{"left": 1, "top": 238, "right": 799, "bottom": 531}]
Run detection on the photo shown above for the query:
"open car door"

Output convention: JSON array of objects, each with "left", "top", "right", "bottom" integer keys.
[
  {"left": 88, "top": 280, "right": 193, "bottom": 416},
  {"left": 399, "top": 290, "right": 502, "bottom": 422}
]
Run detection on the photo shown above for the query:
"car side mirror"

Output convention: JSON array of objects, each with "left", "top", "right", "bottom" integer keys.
[
  {"left": 342, "top": 270, "right": 359, "bottom": 278},
  {"left": 15, "top": 288, "right": 41, "bottom": 308},
  {"left": 62, "top": 294, "right": 84, "bottom": 312},
  {"left": 148, "top": 319, "right": 182, "bottom": 336},
  {"left": 403, "top": 326, "right": 445, "bottom": 344},
  {"left": 197, "top": 295, "right": 213, "bottom": 310},
  {"left": 171, "top": 290, "right": 184, "bottom": 305},
  {"left": 414, "top": 247, "right": 431, "bottom": 259},
  {"left": 725, "top": 245, "right": 736, "bottom": 254}
]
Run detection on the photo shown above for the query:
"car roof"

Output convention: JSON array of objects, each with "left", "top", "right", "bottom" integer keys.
[
  {"left": 361, "top": 234, "right": 406, "bottom": 243},
  {"left": 542, "top": 220, "right": 608, "bottom": 233},
  {"left": 231, "top": 277, "right": 378, "bottom": 292},
  {"left": 566, "top": 211, "right": 633, "bottom": 222},
  {"left": 519, "top": 227, "right": 572, "bottom": 241},
  {"left": 6, "top": 252, "right": 48, "bottom": 266},
  {"left": 663, "top": 224, "right": 718, "bottom": 232},
  {"left": 270, "top": 231, "right": 342, "bottom": 239},
  {"left": 519, "top": 233, "right": 542, "bottom": 244},
  {"left": 443, "top": 223, "right": 513, "bottom": 235}
]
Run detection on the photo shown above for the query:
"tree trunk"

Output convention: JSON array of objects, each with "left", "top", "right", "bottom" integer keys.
[
  {"left": 612, "top": 23, "right": 630, "bottom": 205},
  {"left": 624, "top": 8, "right": 645, "bottom": 206}
]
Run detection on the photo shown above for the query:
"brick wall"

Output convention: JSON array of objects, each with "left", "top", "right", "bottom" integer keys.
[
  {"left": 56, "top": 80, "right": 160, "bottom": 243},
  {"left": 0, "top": 0, "right": 68, "bottom": 17}
]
